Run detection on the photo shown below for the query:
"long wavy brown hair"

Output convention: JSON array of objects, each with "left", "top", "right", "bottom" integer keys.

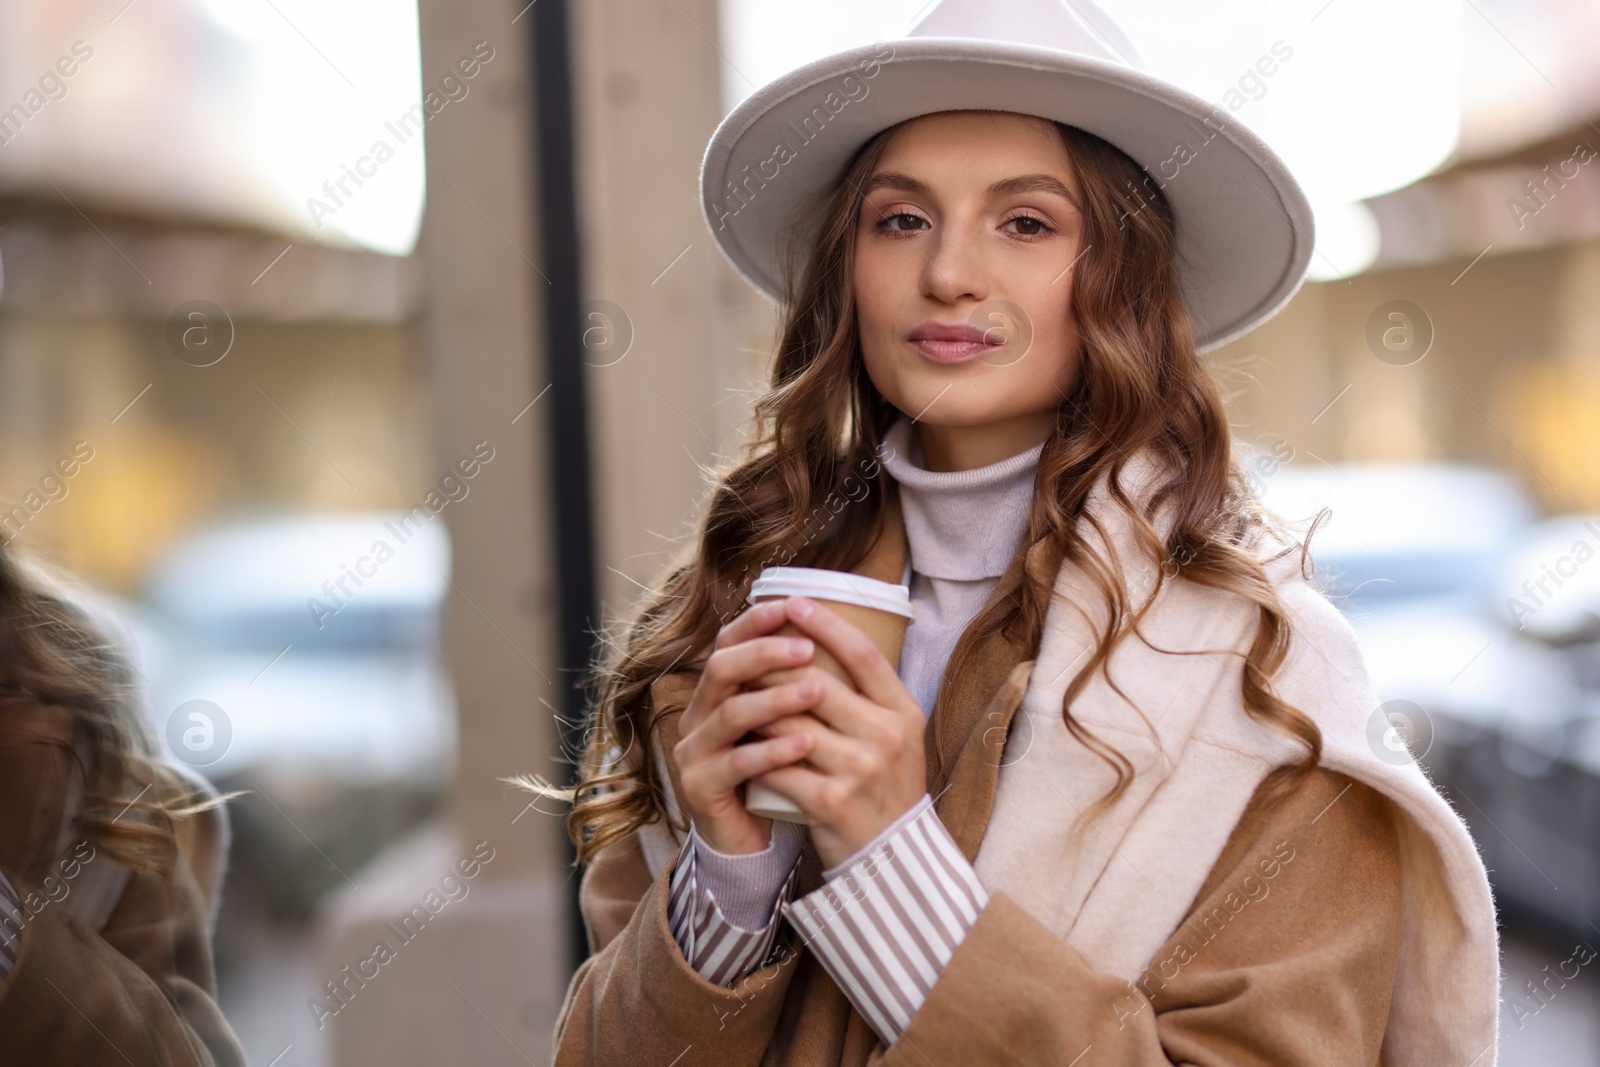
[
  {"left": 527, "top": 116, "right": 1321, "bottom": 868},
  {"left": 0, "top": 546, "right": 225, "bottom": 879}
]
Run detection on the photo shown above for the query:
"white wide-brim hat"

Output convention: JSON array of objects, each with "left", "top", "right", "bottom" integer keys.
[{"left": 700, "top": 0, "right": 1315, "bottom": 353}]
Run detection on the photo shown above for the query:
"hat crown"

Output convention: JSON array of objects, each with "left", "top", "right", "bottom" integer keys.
[{"left": 909, "top": 0, "right": 1146, "bottom": 71}]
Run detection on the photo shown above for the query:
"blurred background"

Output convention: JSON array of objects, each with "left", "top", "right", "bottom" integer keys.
[{"left": 1, "top": 0, "right": 1598, "bottom": 1062}]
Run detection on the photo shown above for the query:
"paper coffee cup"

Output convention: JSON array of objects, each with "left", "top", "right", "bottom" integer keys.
[{"left": 741, "top": 566, "right": 914, "bottom": 823}]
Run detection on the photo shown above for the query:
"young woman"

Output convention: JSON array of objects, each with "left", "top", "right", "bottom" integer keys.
[
  {"left": 0, "top": 540, "right": 246, "bottom": 1065},
  {"left": 542, "top": 1, "right": 1501, "bottom": 1063}
]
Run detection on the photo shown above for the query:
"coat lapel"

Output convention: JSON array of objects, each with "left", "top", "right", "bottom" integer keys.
[{"left": 914, "top": 512, "right": 1065, "bottom": 862}]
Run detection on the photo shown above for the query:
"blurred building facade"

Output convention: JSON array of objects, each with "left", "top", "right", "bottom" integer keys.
[
  {"left": 0, "top": 208, "right": 430, "bottom": 591},
  {"left": 1208, "top": 114, "right": 1600, "bottom": 516}
]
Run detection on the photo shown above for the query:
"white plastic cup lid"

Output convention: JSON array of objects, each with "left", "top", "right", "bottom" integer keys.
[{"left": 748, "top": 566, "right": 913, "bottom": 619}]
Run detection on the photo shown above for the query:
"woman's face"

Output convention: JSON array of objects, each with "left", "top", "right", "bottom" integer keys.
[{"left": 853, "top": 110, "right": 1086, "bottom": 470}]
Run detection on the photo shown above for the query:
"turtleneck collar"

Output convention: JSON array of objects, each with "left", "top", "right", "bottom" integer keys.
[{"left": 878, "top": 414, "right": 1044, "bottom": 582}]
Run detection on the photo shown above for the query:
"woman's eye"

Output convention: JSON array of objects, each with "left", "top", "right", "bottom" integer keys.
[
  {"left": 1004, "top": 214, "right": 1050, "bottom": 236},
  {"left": 877, "top": 212, "right": 928, "bottom": 233}
]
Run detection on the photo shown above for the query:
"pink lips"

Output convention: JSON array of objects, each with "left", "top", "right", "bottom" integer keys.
[{"left": 907, "top": 321, "right": 1002, "bottom": 364}]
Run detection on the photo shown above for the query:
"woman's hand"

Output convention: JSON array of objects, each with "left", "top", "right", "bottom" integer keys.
[
  {"left": 745, "top": 596, "right": 928, "bottom": 871},
  {"left": 671, "top": 599, "right": 825, "bottom": 856}
]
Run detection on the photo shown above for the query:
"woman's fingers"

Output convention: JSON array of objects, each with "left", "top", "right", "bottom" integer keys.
[
  {"left": 673, "top": 596, "right": 928, "bottom": 864},
  {"left": 712, "top": 597, "right": 790, "bottom": 650},
  {"left": 681, "top": 617, "right": 815, "bottom": 733},
  {"left": 748, "top": 762, "right": 829, "bottom": 819},
  {"left": 751, "top": 718, "right": 925, "bottom": 864},
  {"left": 675, "top": 673, "right": 822, "bottom": 766},
  {"left": 754, "top": 712, "right": 880, "bottom": 779},
  {"left": 746, "top": 666, "right": 900, "bottom": 746},
  {"left": 691, "top": 731, "right": 814, "bottom": 800},
  {"left": 779, "top": 598, "right": 916, "bottom": 716},
  {"left": 721, "top": 675, "right": 824, "bottom": 744}
]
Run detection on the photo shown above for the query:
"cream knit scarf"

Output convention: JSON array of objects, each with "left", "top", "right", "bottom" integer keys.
[{"left": 973, "top": 446, "right": 1501, "bottom": 1066}]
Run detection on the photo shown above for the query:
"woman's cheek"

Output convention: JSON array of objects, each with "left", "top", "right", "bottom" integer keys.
[
  {"left": 852, "top": 244, "right": 893, "bottom": 334},
  {"left": 852, "top": 257, "right": 900, "bottom": 368},
  {"left": 1018, "top": 286, "right": 1077, "bottom": 392}
]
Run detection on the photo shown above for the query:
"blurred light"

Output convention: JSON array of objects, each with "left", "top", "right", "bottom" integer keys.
[
  {"left": 0, "top": 0, "right": 425, "bottom": 256},
  {"left": 1495, "top": 514, "right": 1600, "bottom": 643},
  {"left": 718, "top": 0, "right": 933, "bottom": 114},
  {"left": 1457, "top": 0, "right": 1600, "bottom": 159},
  {"left": 196, "top": 0, "right": 280, "bottom": 40},
  {"left": 723, "top": 0, "right": 1463, "bottom": 280},
  {"left": 1306, "top": 199, "right": 1382, "bottom": 280},
  {"left": 1112, "top": 0, "right": 1463, "bottom": 208}
]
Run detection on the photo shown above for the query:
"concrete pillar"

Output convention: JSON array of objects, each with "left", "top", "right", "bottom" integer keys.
[
  {"left": 314, "top": 1, "right": 570, "bottom": 1063},
  {"left": 568, "top": 0, "right": 774, "bottom": 624},
  {"left": 313, "top": 0, "right": 762, "bottom": 1064}
]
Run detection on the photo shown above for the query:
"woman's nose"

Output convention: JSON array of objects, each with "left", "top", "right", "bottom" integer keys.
[{"left": 919, "top": 223, "right": 988, "bottom": 305}]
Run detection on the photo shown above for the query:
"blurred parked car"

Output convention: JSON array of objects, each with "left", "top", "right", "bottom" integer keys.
[
  {"left": 1255, "top": 464, "right": 1555, "bottom": 727},
  {"left": 131, "top": 513, "right": 458, "bottom": 922},
  {"left": 1488, "top": 513, "right": 1600, "bottom": 939},
  {"left": 1256, "top": 462, "right": 1536, "bottom": 606},
  {"left": 1495, "top": 513, "right": 1600, "bottom": 650},
  {"left": 1258, "top": 463, "right": 1600, "bottom": 942}
]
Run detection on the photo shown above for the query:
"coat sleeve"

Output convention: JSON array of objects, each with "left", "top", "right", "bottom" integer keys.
[
  {"left": 0, "top": 831, "right": 246, "bottom": 1067},
  {"left": 0, "top": 866, "right": 242, "bottom": 1067},
  {"left": 0, "top": 700, "right": 247, "bottom": 1067},
  {"left": 551, "top": 822, "right": 810, "bottom": 1067},
  {"left": 877, "top": 766, "right": 1403, "bottom": 1066},
  {"left": 91, "top": 788, "right": 247, "bottom": 1067}
]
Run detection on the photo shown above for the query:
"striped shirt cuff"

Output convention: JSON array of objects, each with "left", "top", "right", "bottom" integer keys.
[
  {"left": 668, "top": 823, "right": 806, "bottom": 987},
  {"left": 0, "top": 869, "right": 24, "bottom": 978},
  {"left": 780, "top": 794, "right": 989, "bottom": 1047}
]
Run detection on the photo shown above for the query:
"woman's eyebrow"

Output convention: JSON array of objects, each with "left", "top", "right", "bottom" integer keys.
[
  {"left": 988, "top": 174, "right": 1078, "bottom": 202},
  {"left": 863, "top": 171, "right": 1079, "bottom": 205},
  {"left": 862, "top": 172, "right": 931, "bottom": 197}
]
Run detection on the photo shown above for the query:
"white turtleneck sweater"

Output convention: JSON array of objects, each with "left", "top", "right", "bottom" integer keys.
[
  {"left": 664, "top": 414, "right": 1046, "bottom": 1043},
  {"left": 878, "top": 413, "right": 1044, "bottom": 719}
]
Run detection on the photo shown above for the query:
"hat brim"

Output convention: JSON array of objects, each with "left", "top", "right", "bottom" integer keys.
[{"left": 700, "top": 38, "right": 1315, "bottom": 353}]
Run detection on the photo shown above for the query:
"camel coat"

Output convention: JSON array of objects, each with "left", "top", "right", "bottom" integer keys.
[
  {"left": 0, "top": 694, "right": 247, "bottom": 1066},
  {"left": 553, "top": 449, "right": 1500, "bottom": 1066}
]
